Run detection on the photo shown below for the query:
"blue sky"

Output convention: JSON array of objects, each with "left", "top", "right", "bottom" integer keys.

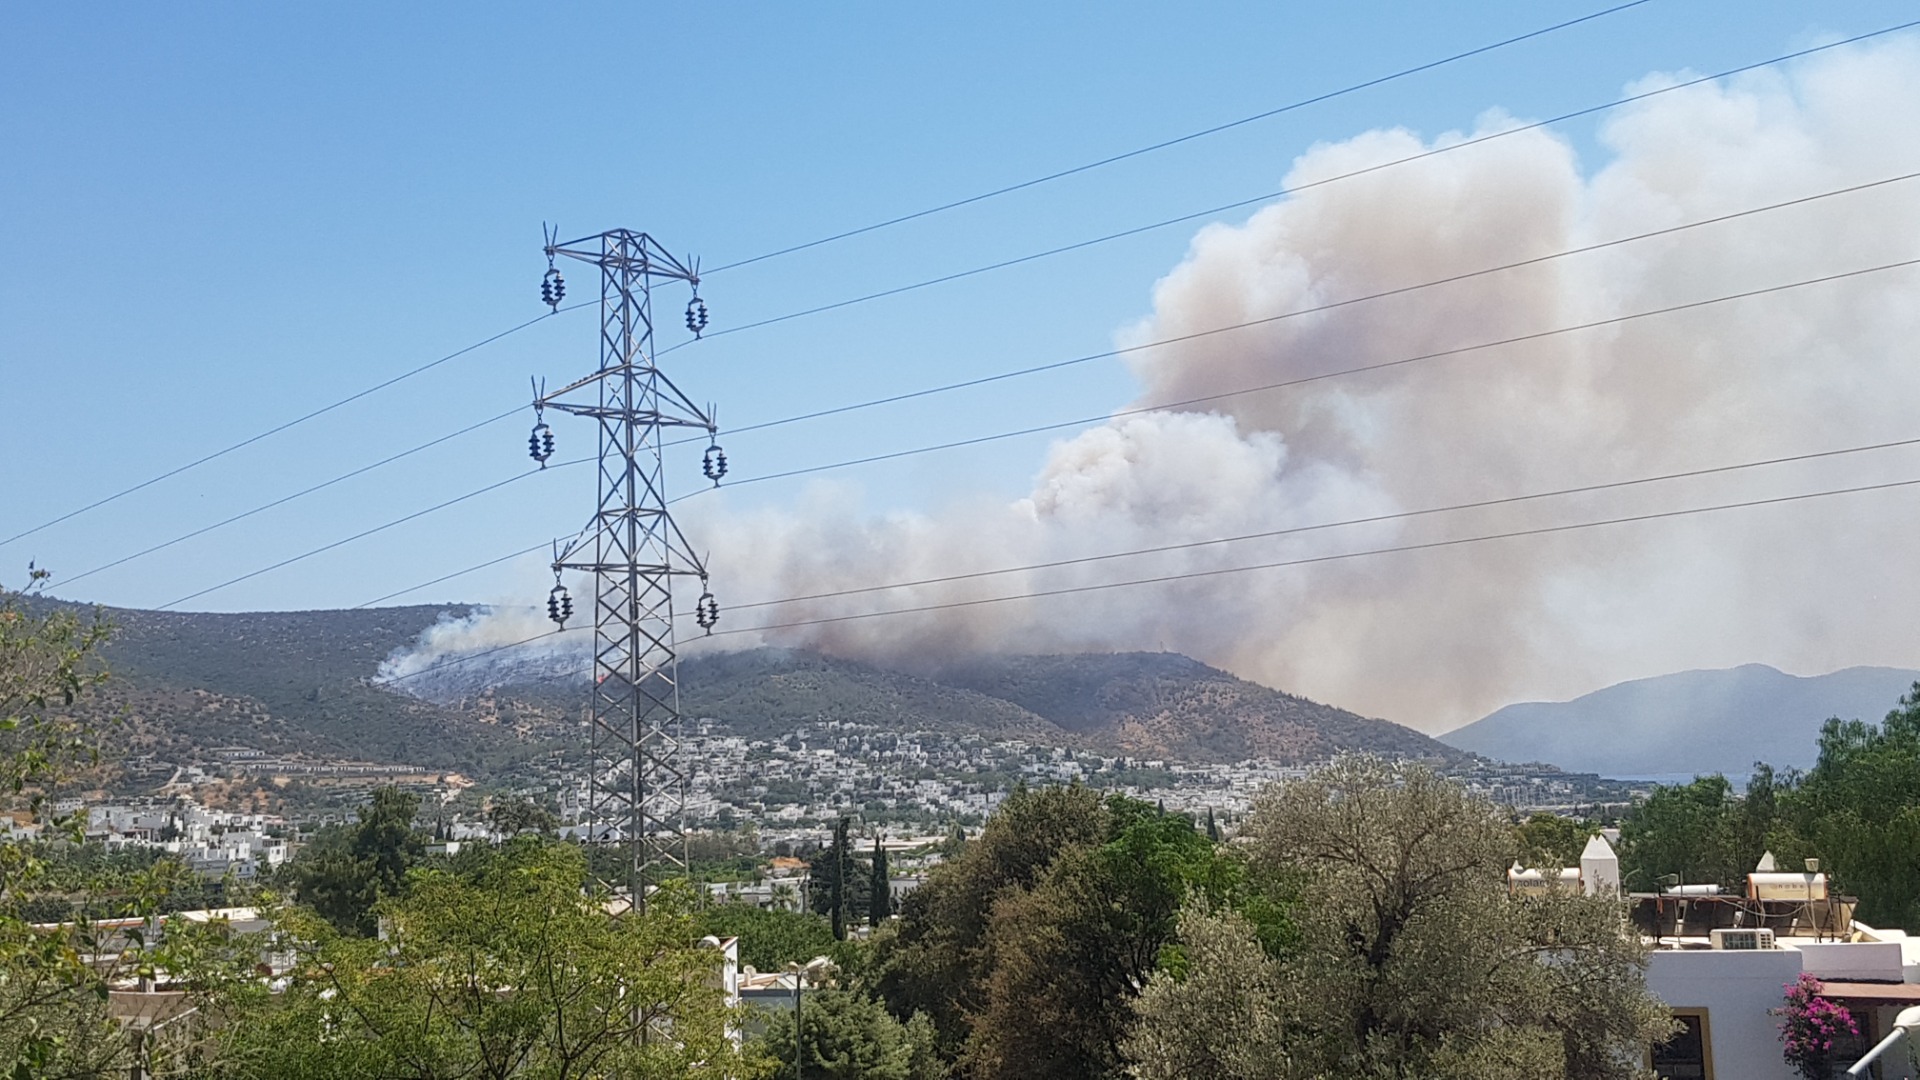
[{"left": 4, "top": 0, "right": 1916, "bottom": 617}]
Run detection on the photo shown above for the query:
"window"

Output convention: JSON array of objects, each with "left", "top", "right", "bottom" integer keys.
[{"left": 1651, "top": 1010, "right": 1713, "bottom": 1080}]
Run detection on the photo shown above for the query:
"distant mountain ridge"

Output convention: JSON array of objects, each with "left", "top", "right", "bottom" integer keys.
[{"left": 1440, "top": 664, "right": 1920, "bottom": 776}]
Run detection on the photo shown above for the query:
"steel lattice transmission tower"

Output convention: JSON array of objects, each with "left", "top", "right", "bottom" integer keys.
[{"left": 529, "top": 226, "right": 725, "bottom": 907}]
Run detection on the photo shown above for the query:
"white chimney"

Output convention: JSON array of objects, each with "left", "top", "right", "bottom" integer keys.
[{"left": 1580, "top": 834, "right": 1621, "bottom": 897}]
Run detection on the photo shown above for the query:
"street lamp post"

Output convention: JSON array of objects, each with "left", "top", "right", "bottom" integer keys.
[{"left": 786, "top": 956, "right": 834, "bottom": 1080}]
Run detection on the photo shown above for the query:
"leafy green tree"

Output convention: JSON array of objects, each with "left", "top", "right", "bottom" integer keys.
[
  {"left": 875, "top": 786, "right": 1260, "bottom": 1079},
  {"left": 875, "top": 784, "right": 1106, "bottom": 1059},
  {"left": 1516, "top": 811, "right": 1588, "bottom": 869},
  {"left": 1122, "top": 906, "right": 1290, "bottom": 1080},
  {"left": 1782, "top": 685, "right": 1920, "bottom": 929},
  {"left": 1153, "top": 757, "right": 1675, "bottom": 1080},
  {"left": 200, "top": 837, "right": 765, "bottom": 1079},
  {"left": 965, "top": 800, "right": 1244, "bottom": 1080},
  {"left": 0, "top": 570, "right": 109, "bottom": 812},
  {"left": 695, "top": 904, "right": 836, "bottom": 972},
  {"left": 0, "top": 571, "right": 132, "bottom": 1079},
  {"left": 807, "top": 823, "right": 871, "bottom": 937},
  {"left": 485, "top": 796, "right": 557, "bottom": 836},
  {"left": 284, "top": 785, "right": 426, "bottom": 935},
  {"left": 1618, "top": 774, "right": 1753, "bottom": 890},
  {"left": 756, "top": 989, "right": 945, "bottom": 1080}
]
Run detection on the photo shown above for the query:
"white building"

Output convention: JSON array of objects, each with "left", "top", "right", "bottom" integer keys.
[
  {"left": 1516, "top": 837, "right": 1920, "bottom": 1078},
  {"left": 1633, "top": 854, "right": 1920, "bottom": 1080}
]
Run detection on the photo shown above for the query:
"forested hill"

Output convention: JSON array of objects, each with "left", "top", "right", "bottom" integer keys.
[
  {"left": 26, "top": 598, "right": 532, "bottom": 775},
  {"left": 923, "top": 652, "right": 1458, "bottom": 763},
  {"left": 449, "top": 646, "right": 1465, "bottom": 765},
  {"left": 26, "top": 596, "right": 1460, "bottom": 772}
]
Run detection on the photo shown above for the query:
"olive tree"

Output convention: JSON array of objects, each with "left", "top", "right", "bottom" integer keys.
[{"left": 1128, "top": 758, "right": 1674, "bottom": 1080}]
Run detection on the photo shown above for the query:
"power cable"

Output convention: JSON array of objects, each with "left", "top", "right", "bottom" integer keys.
[
  {"left": 56, "top": 408, "right": 523, "bottom": 589},
  {"left": 17, "top": 17, "right": 1914, "bottom": 561},
  {"left": 371, "top": 460, "right": 1920, "bottom": 686},
  {"left": 721, "top": 433, "right": 1920, "bottom": 613},
  {"left": 667, "top": 171, "right": 1920, "bottom": 448},
  {"left": 355, "top": 540, "right": 551, "bottom": 609},
  {"left": 700, "top": 257, "right": 1920, "bottom": 493},
  {"left": 72, "top": 171, "right": 1918, "bottom": 594},
  {"left": 18, "top": 22, "right": 1910, "bottom": 560},
  {"left": 154, "top": 459, "right": 587, "bottom": 611},
  {"left": 704, "top": 0, "right": 1662, "bottom": 273},
  {"left": 0, "top": 301, "right": 594, "bottom": 552},
  {"left": 0, "top": 0, "right": 1648, "bottom": 556},
  {"left": 708, "top": 473, "right": 1920, "bottom": 638},
  {"left": 694, "top": 21, "right": 1920, "bottom": 336},
  {"left": 350, "top": 255, "right": 1920, "bottom": 618}
]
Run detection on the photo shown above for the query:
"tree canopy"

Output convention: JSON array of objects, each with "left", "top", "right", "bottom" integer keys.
[
  {"left": 755, "top": 988, "right": 944, "bottom": 1080},
  {"left": 1131, "top": 759, "right": 1674, "bottom": 1080},
  {"left": 0, "top": 573, "right": 138, "bottom": 1079},
  {"left": 873, "top": 785, "right": 1269, "bottom": 1079},
  {"left": 283, "top": 785, "right": 427, "bottom": 936},
  {"left": 1783, "top": 685, "right": 1920, "bottom": 929},
  {"left": 199, "top": 837, "right": 763, "bottom": 1080}
]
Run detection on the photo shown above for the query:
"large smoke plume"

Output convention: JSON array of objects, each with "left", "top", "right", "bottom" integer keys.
[{"left": 385, "top": 39, "right": 1920, "bottom": 730}]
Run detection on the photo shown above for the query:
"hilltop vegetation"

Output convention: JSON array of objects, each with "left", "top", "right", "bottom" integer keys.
[
  {"left": 926, "top": 651, "right": 1457, "bottom": 763},
  {"left": 468, "top": 645, "right": 1461, "bottom": 765},
  {"left": 29, "top": 597, "right": 545, "bottom": 777}
]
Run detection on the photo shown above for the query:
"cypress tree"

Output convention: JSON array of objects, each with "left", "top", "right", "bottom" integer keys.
[
  {"left": 830, "top": 816, "right": 850, "bottom": 940},
  {"left": 1206, "top": 806, "right": 1220, "bottom": 843},
  {"left": 869, "top": 837, "right": 892, "bottom": 924}
]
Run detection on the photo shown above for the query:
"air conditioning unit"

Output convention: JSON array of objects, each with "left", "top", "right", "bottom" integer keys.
[{"left": 1711, "top": 928, "right": 1777, "bottom": 951}]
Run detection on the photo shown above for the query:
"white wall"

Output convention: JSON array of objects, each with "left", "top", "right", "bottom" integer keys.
[
  {"left": 1797, "top": 941, "right": 1906, "bottom": 983},
  {"left": 1647, "top": 948, "right": 1803, "bottom": 1080}
]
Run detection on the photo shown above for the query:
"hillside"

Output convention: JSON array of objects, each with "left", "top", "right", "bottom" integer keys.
[
  {"left": 1440, "top": 664, "right": 1920, "bottom": 776},
  {"left": 485, "top": 646, "right": 1458, "bottom": 765},
  {"left": 27, "top": 597, "right": 545, "bottom": 776},
  {"left": 25, "top": 597, "right": 1460, "bottom": 773},
  {"left": 925, "top": 652, "right": 1459, "bottom": 763}
]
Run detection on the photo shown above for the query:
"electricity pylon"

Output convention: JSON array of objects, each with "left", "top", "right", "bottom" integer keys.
[{"left": 529, "top": 226, "right": 724, "bottom": 908}]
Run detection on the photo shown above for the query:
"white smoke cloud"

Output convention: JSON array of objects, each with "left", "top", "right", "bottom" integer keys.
[
  {"left": 387, "top": 37, "right": 1920, "bottom": 730},
  {"left": 375, "top": 603, "right": 581, "bottom": 702}
]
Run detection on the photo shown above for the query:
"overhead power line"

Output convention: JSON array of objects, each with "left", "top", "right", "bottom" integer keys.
[
  {"left": 0, "top": 301, "right": 594, "bottom": 552},
  {"left": 370, "top": 452, "right": 1920, "bottom": 687},
  {"left": 343, "top": 254, "right": 1918, "bottom": 618},
  {"left": 694, "top": 20, "right": 1920, "bottom": 336},
  {"left": 703, "top": 257, "right": 1920, "bottom": 493},
  {"left": 5, "top": 0, "right": 1622, "bottom": 560},
  {"left": 18, "top": 21, "right": 1909, "bottom": 559},
  {"left": 0, "top": 4, "right": 1648, "bottom": 554},
  {"left": 57, "top": 408, "right": 523, "bottom": 589},
  {"left": 672, "top": 171, "right": 1920, "bottom": 448},
  {"left": 703, "top": 0, "right": 1661, "bottom": 273},
  {"left": 65, "top": 171, "right": 1916, "bottom": 595},
  {"left": 355, "top": 540, "right": 551, "bottom": 609},
  {"left": 709, "top": 473, "right": 1920, "bottom": 638},
  {"left": 721, "top": 433, "right": 1920, "bottom": 613},
  {"left": 155, "top": 460, "right": 585, "bottom": 611}
]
